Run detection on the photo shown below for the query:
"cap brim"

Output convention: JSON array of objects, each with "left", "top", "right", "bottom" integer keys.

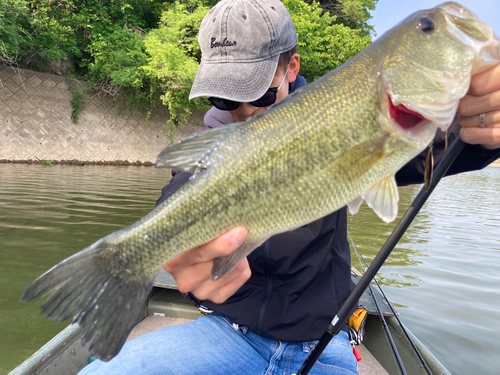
[{"left": 189, "top": 56, "right": 280, "bottom": 102}]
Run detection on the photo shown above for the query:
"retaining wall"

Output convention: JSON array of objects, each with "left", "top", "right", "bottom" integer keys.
[{"left": 0, "top": 65, "right": 204, "bottom": 165}]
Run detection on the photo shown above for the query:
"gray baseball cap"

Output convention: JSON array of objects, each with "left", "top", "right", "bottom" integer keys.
[{"left": 189, "top": 0, "right": 298, "bottom": 102}]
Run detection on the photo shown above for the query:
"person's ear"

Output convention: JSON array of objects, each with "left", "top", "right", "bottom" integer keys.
[{"left": 287, "top": 53, "right": 300, "bottom": 83}]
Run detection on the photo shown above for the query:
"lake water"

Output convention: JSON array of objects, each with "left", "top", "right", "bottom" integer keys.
[{"left": 1, "top": 163, "right": 499, "bottom": 375}]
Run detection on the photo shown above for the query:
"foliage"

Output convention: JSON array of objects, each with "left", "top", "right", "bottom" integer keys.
[
  {"left": 87, "top": 26, "right": 152, "bottom": 111},
  {"left": 0, "top": 0, "right": 30, "bottom": 64},
  {"left": 285, "top": 0, "right": 372, "bottom": 81},
  {"left": 307, "top": 0, "right": 377, "bottom": 37},
  {"left": 0, "top": 0, "right": 165, "bottom": 68},
  {"left": 70, "top": 89, "right": 85, "bottom": 123},
  {"left": 142, "top": 1, "right": 211, "bottom": 134},
  {"left": 67, "top": 76, "right": 90, "bottom": 123},
  {"left": 89, "top": 28, "right": 147, "bottom": 85},
  {"left": 1, "top": 0, "right": 80, "bottom": 65}
]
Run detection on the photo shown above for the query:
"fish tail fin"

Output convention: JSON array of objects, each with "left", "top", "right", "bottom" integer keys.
[{"left": 21, "top": 235, "right": 155, "bottom": 361}]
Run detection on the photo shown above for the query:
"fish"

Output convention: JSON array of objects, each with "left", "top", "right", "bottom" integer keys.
[{"left": 21, "top": 1, "right": 500, "bottom": 362}]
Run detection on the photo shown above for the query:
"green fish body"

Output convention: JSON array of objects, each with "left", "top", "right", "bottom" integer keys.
[{"left": 22, "top": 2, "right": 500, "bottom": 362}]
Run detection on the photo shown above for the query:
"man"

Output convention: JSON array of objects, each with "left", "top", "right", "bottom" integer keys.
[{"left": 80, "top": 0, "right": 500, "bottom": 374}]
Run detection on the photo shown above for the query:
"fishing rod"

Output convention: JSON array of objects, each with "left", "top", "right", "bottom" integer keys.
[
  {"left": 371, "top": 271, "right": 432, "bottom": 374},
  {"left": 367, "top": 282, "right": 407, "bottom": 375},
  {"left": 296, "top": 136, "right": 466, "bottom": 375},
  {"left": 350, "top": 232, "right": 432, "bottom": 375},
  {"left": 350, "top": 233, "right": 408, "bottom": 375}
]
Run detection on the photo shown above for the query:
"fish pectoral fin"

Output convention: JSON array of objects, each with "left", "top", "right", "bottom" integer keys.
[
  {"left": 21, "top": 235, "right": 156, "bottom": 362},
  {"left": 362, "top": 175, "right": 399, "bottom": 223},
  {"left": 211, "top": 239, "right": 267, "bottom": 281},
  {"left": 348, "top": 196, "right": 364, "bottom": 215},
  {"left": 328, "top": 136, "right": 388, "bottom": 180},
  {"left": 155, "top": 122, "right": 245, "bottom": 172}
]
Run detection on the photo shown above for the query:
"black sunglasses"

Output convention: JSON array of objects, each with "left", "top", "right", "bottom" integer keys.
[{"left": 208, "top": 70, "right": 288, "bottom": 111}]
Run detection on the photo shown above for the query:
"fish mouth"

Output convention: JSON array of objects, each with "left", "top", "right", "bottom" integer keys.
[
  {"left": 388, "top": 94, "right": 427, "bottom": 130},
  {"left": 385, "top": 93, "right": 438, "bottom": 146}
]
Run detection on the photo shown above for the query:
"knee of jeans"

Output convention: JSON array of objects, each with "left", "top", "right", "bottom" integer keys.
[
  {"left": 316, "top": 332, "right": 358, "bottom": 374},
  {"left": 300, "top": 333, "right": 358, "bottom": 374},
  {"left": 330, "top": 331, "right": 352, "bottom": 348}
]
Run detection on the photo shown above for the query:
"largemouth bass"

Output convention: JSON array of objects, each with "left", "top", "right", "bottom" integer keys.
[{"left": 22, "top": 2, "right": 500, "bottom": 362}]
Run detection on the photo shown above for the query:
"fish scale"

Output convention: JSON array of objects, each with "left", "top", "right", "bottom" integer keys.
[{"left": 21, "top": 1, "right": 500, "bottom": 362}]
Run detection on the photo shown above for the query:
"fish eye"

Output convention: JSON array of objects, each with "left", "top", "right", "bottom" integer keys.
[{"left": 417, "top": 17, "right": 435, "bottom": 33}]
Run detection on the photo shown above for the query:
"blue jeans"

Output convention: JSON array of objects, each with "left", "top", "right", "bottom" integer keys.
[{"left": 78, "top": 313, "right": 358, "bottom": 375}]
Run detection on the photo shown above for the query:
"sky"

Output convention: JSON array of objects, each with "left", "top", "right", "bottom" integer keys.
[{"left": 369, "top": 0, "right": 500, "bottom": 40}]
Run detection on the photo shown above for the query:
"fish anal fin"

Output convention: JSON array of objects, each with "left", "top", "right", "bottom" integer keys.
[
  {"left": 211, "top": 239, "right": 267, "bottom": 281},
  {"left": 362, "top": 175, "right": 399, "bottom": 223}
]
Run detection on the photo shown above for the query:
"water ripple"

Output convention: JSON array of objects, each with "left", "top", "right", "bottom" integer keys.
[
  {"left": 349, "top": 166, "right": 500, "bottom": 375},
  {"left": 0, "top": 163, "right": 170, "bottom": 373},
  {"left": 2, "top": 163, "right": 500, "bottom": 375}
]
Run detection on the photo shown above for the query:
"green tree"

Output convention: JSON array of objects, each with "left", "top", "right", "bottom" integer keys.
[
  {"left": 0, "top": 0, "right": 76, "bottom": 64},
  {"left": 142, "top": 1, "right": 210, "bottom": 134},
  {"left": 0, "top": 0, "right": 166, "bottom": 68},
  {"left": 308, "top": 0, "right": 377, "bottom": 37},
  {"left": 284, "top": 0, "right": 372, "bottom": 81},
  {"left": 0, "top": 0, "right": 29, "bottom": 64}
]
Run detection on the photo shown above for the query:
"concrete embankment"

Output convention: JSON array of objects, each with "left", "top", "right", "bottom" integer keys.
[{"left": 0, "top": 65, "right": 204, "bottom": 165}]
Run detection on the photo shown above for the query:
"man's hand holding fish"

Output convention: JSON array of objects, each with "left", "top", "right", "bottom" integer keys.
[
  {"left": 458, "top": 64, "right": 500, "bottom": 149},
  {"left": 164, "top": 227, "right": 250, "bottom": 304}
]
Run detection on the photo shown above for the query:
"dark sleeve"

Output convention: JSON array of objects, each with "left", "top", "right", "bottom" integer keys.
[
  {"left": 156, "top": 169, "right": 192, "bottom": 206},
  {"left": 156, "top": 125, "right": 215, "bottom": 206},
  {"left": 396, "top": 119, "right": 500, "bottom": 186},
  {"left": 289, "top": 74, "right": 307, "bottom": 93}
]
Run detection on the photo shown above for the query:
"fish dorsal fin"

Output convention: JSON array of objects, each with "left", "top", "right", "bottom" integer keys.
[
  {"left": 362, "top": 175, "right": 399, "bottom": 223},
  {"left": 348, "top": 196, "right": 364, "bottom": 215},
  {"left": 155, "top": 122, "right": 244, "bottom": 172}
]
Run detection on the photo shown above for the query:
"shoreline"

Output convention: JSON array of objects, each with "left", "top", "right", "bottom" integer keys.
[
  {"left": 0, "top": 159, "right": 154, "bottom": 166},
  {"left": 2, "top": 158, "right": 499, "bottom": 168},
  {"left": 2, "top": 67, "right": 499, "bottom": 168}
]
